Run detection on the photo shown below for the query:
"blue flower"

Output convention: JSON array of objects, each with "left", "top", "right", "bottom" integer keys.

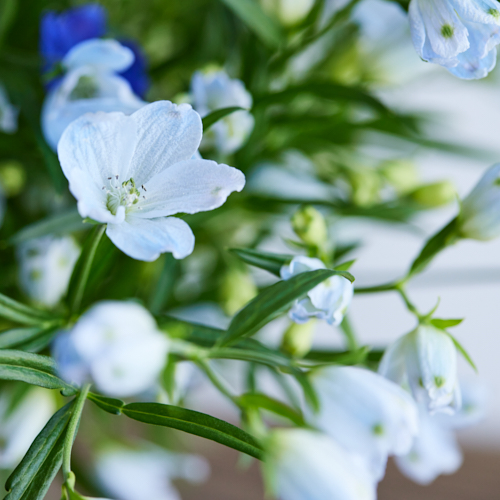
[
  {"left": 40, "top": 4, "right": 107, "bottom": 74},
  {"left": 118, "top": 39, "right": 150, "bottom": 98}
]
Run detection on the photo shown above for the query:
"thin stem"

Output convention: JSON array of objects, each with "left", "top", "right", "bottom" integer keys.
[
  {"left": 396, "top": 285, "right": 421, "bottom": 320},
  {"left": 196, "top": 359, "right": 240, "bottom": 407},
  {"left": 339, "top": 315, "right": 358, "bottom": 350},
  {"left": 354, "top": 282, "right": 398, "bottom": 294},
  {"left": 63, "top": 384, "right": 91, "bottom": 484}
]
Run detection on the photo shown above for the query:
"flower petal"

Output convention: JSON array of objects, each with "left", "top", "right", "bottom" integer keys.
[
  {"left": 127, "top": 101, "right": 203, "bottom": 185},
  {"left": 106, "top": 216, "right": 195, "bottom": 261},
  {"left": 134, "top": 159, "right": 245, "bottom": 218}
]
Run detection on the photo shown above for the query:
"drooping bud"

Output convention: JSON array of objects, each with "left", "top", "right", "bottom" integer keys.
[
  {"left": 0, "top": 160, "right": 26, "bottom": 197},
  {"left": 380, "top": 159, "right": 419, "bottom": 195},
  {"left": 281, "top": 320, "right": 315, "bottom": 357},
  {"left": 220, "top": 267, "right": 257, "bottom": 316},
  {"left": 291, "top": 206, "right": 328, "bottom": 248},
  {"left": 409, "top": 181, "right": 456, "bottom": 208}
]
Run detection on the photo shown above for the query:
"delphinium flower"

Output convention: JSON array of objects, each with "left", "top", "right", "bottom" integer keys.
[
  {"left": 17, "top": 235, "right": 80, "bottom": 308},
  {"left": 95, "top": 445, "right": 210, "bottom": 500},
  {"left": 309, "top": 366, "right": 419, "bottom": 479},
  {"left": 42, "top": 38, "right": 146, "bottom": 150},
  {"left": 263, "top": 429, "right": 377, "bottom": 500},
  {"left": 280, "top": 256, "right": 353, "bottom": 325},
  {"left": 0, "top": 83, "right": 19, "bottom": 134},
  {"left": 57, "top": 101, "right": 245, "bottom": 261},
  {"left": 52, "top": 301, "right": 169, "bottom": 397},
  {"left": 458, "top": 163, "right": 500, "bottom": 240},
  {"left": 408, "top": 0, "right": 500, "bottom": 79},
  {"left": 378, "top": 324, "right": 461, "bottom": 414},
  {"left": 0, "top": 389, "right": 55, "bottom": 469},
  {"left": 190, "top": 70, "right": 254, "bottom": 154}
]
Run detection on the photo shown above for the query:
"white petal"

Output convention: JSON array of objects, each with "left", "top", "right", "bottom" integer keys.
[
  {"left": 449, "top": 45, "right": 497, "bottom": 79},
  {"left": 451, "top": 0, "right": 500, "bottom": 25},
  {"left": 134, "top": 159, "right": 245, "bottom": 218},
  {"left": 280, "top": 256, "right": 325, "bottom": 280},
  {"left": 63, "top": 38, "right": 134, "bottom": 72},
  {"left": 127, "top": 101, "right": 203, "bottom": 185},
  {"left": 106, "top": 216, "right": 195, "bottom": 261},
  {"left": 378, "top": 334, "right": 409, "bottom": 385}
]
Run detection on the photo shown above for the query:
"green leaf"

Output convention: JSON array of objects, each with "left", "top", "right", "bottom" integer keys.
[
  {"left": 220, "top": 269, "right": 354, "bottom": 346},
  {"left": 5, "top": 401, "right": 75, "bottom": 500},
  {"left": 209, "top": 347, "right": 294, "bottom": 370},
  {"left": 239, "top": 393, "right": 305, "bottom": 426},
  {"left": 202, "top": 107, "right": 246, "bottom": 131},
  {"left": 9, "top": 208, "right": 86, "bottom": 246},
  {"left": 446, "top": 332, "right": 477, "bottom": 373},
  {"left": 0, "top": 293, "right": 56, "bottom": 326},
  {"left": 0, "top": 350, "right": 76, "bottom": 393},
  {"left": 334, "top": 259, "right": 356, "bottom": 272},
  {"left": 295, "top": 370, "right": 320, "bottom": 413},
  {"left": 303, "top": 347, "right": 369, "bottom": 365},
  {"left": 230, "top": 247, "right": 292, "bottom": 277},
  {"left": 87, "top": 392, "right": 124, "bottom": 415},
  {"left": 0, "top": 0, "right": 18, "bottom": 49},
  {"left": 219, "top": 0, "right": 284, "bottom": 48},
  {"left": 0, "top": 325, "right": 60, "bottom": 351},
  {"left": 149, "top": 254, "right": 179, "bottom": 315},
  {"left": 431, "top": 318, "right": 464, "bottom": 329},
  {"left": 122, "top": 402, "right": 263, "bottom": 460}
]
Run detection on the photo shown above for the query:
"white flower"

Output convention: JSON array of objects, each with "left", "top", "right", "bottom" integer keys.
[
  {"left": 191, "top": 70, "right": 254, "bottom": 154},
  {"left": 17, "top": 235, "right": 80, "bottom": 307},
  {"left": 458, "top": 163, "right": 500, "bottom": 240},
  {"left": 261, "top": 0, "right": 315, "bottom": 26},
  {"left": 264, "top": 429, "right": 376, "bottom": 500},
  {"left": 409, "top": 0, "right": 500, "bottom": 79},
  {"left": 95, "top": 445, "right": 209, "bottom": 500},
  {"left": 394, "top": 408, "right": 462, "bottom": 485},
  {"left": 309, "top": 366, "right": 419, "bottom": 480},
  {"left": 379, "top": 324, "right": 461, "bottom": 414},
  {"left": 280, "top": 256, "right": 353, "bottom": 325},
  {"left": 57, "top": 100, "right": 245, "bottom": 261},
  {"left": 0, "top": 389, "right": 55, "bottom": 469},
  {"left": 0, "top": 83, "right": 18, "bottom": 134},
  {"left": 42, "top": 38, "right": 145, "bottom": 150},
  {"left": 53, "top": 301, "right": 169, "bottom": 397}
]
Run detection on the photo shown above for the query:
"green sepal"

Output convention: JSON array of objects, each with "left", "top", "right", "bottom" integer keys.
[{"left": 430, "top": 318, "right": 464, "bottom": 329}]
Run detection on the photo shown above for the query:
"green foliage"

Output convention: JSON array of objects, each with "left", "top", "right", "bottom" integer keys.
[
  {"left": 239, "top": 393, "right": 306, "bottom": 426},
  {"left": 0, "top": 292, "right": 58, "bottom": 326},
  {"left": 202, "top": 106, "right": 246, "bottom": 130},
  {"left": 230, "top": 247, "right": 292, "bottom": 276}
]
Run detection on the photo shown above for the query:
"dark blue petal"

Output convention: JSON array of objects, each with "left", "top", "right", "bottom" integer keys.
[{"left": 118, "top": 39, "right": 150, "bottom": 98}]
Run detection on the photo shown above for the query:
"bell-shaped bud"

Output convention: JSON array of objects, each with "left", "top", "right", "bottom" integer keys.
[
  {"left": 280, "top": 320, "right": 315, "bottom": 357},
  {"left": 410, "top": 181, "right": 456, "bottom": 208},
  {"left": 220, "top": 267, "right": 257, "bottom": 316},
  {"left": 291, "top": 206, "right": 328, "bottom": 248},
  {"left": 380, "top": 159, "right": 419, "bottom": 195}
]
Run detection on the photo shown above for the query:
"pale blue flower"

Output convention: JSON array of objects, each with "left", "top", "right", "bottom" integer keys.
[
  {"left": 459, "top": 163, "right": 500, "bottom": 240},
  {"left": 280, "top": 256, "right": 353, "bottom": 325},
  {"left": 42, "top": 38, "right": 145, "bottom": 150},
  {"left": 409, "top": 0, "right": 500, "bottom": 79},
  {"left": 309, "top": 366, "right": 419, "bottom": 480},
  {"left": 0, "top": 83, "right": 18, "bottom": 134},
  {"left": 379, "top": 325, "right": 461, "bottom": 414},
  {"left": 191, "top": 70, "right": 254, "bottom": 154},
  {"left": 57, "top": 101, "right": 245, "bottom": 261}
]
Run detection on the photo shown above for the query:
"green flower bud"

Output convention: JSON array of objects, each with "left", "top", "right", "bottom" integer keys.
[
  {"left": 0, "top": 160, "right": 26, "bottom": 197},
  {"left": 410, "top": 181, "right": 456, "bottom": 208},
  {"left": 220, "top": 268, "right": 257, "bottom": 316},
  {"left": 350, "top": 169, "right": 381, "bottom": 207},
  {"left": 291, "top": 206, "right": 328, "bottom": 248},
  {"left": 261, "top": 0, "right": 314, "bottom": 27},
  {"left": 380, "top": 159, "right": 419, "bottom": 194},
  {"left": 281, "top": 320, "right": 315, "bottom": 357}
]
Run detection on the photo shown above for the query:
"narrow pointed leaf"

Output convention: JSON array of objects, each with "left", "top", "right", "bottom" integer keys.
[
  {"left": 0, "top": 325, "right": 61, "bottom": 352},
  {"left": 88, "top": 392, "right": 124, "bottom": 415},
  {"left": 230, "top": 248, "right": 292, "bottom": 276},
  {"left": 431, "top": 318, "right": 464, "bottom": 329},
  {"left": 0, "top": 293, "right": 56, "bottom": 326},
  {"left": 239, "top": 393, "right": 305, "bottom": 426},
  {"left": 202, "top": 107, "right": 246, "bottom": 131},
  {"left": 447, "top": 332, "right": 477, "bottom": 373}
]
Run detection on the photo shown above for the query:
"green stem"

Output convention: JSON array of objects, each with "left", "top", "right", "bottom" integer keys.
[
  {"left": 62, "top": 384, "right": 91, "bottom": 483},
  {"left": 339, "top": 315, "right": 358, "bottom": 350},
  {"left": 196, "top": 359, "right": 240, "bottom": 407},
  {"left": 396, "top": 285, "right": 421, "bottom": 320},
  {"left": 68, "top": 225, "right": 105, "bottom": 315},
  {"left": 354, "top": 281, "right": 398, "bottom": 294}
]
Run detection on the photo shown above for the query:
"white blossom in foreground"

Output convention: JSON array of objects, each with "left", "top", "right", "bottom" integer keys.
[
  {"left": 458, "top": 163, "right": 500, "bottom": 240},
  {"left": 408, "top": 0, "right": 500, "bottom": 79},
  {"left": 280, "top": 256, "right": 353, "bottom": 325},
  {"left": 264, "top": 429, "right": 376, "bottom": 500},
  {"left": 95, "top": 445, "right": 209, "bottom": 500},
  {"left": 379, "top": 325, "right": 461, "bottom": 414},
  {"left": 42, "top": 38, "right": 145, "bottom": 150},
  {"left": 0, "top": 389, "right": 55, "bottom": 469},
  {"left": 309, "top": 366, "right": 419, "bottom": 480},
  {"left": 53, "top": 301, "right": 169, "bottom": 397},
  {"left": 58, "top": 100, "right": 245, "bottom": 261},
  {"left": 17, "top": 235, "right": 80, "bottom": 307},
  {"left": 0, "top": 84, "right": 19, "bottom": 133},
  {"left": 191, "top": 70, "right": 254, "bottom": 154}
]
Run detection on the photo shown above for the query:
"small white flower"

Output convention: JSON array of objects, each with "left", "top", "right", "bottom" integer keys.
[
  {"left": 0, "top": 83, "right": 19, "bottom": 134},
  {"left": 57, "top": 100, "right": 245, "bottom": 261},
  {"left": 280, "top": 256, "right": 353, "bottom": 325},
  {"left": 458, "top": 163, "right": 500, "bottom": 241},
  {"left": 95, "top": 445, "right": 209, "bottom": 500},
  {"left": 0, "top": 389, "right": 55, "bottom": 469},
  {"left": 191, "top": 70, "right": 254, "bottom": 154},
  {"left": 379, "top": 324, "right": 461, "bottom": 414},
  {"left": 17, "top": 235, "right": 80, "bottom": 307},
  {"left": 264, "top": 429, "right": 377, "bottom": 500},
  {"left": 42, "top": 38, "right": 145, "bottom": 150},
  {"left": 309, "top": 366, "right": 419, "bottom": 480},
  {"left": 53, "top": 301, "right": 169, "bottom": 397},
  {"left": 394, "top": 408, "right": 462, "bottom": 485},
  {"left": 409, "top": 0, "right": 500, "bottom": 79}
]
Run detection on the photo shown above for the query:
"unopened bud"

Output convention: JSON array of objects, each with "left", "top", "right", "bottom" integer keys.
[
  {"left": 220, "top": 268, "right": 257, "bottom": 316},
  {"left": 410, "top": 181, "right": 456, "bottom": 208},
  {"left": 380, "top": 159, "right": 419, "bottom": 194},
  {"left": 261, "top": 0, "right": 314, "bottom": 26},
  {"left": 291, "top": 206, "right": 327, "bottom": 248},
  {"left": 0, "top": 160, "right": 26, "bottom": 197},
  {"left": 350, "top": 170, "right": 381, "bottom": 207},
  {"left": 281, "top": 320, "right": 315, "bottom": 357}
]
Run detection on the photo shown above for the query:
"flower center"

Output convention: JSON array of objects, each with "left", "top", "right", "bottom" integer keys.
[
  {"left": 104, "top": 175, "right": 147, "bottom": 216},
  {"left": 69, "top": 75, "right": 99, "bottom": 100}
]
